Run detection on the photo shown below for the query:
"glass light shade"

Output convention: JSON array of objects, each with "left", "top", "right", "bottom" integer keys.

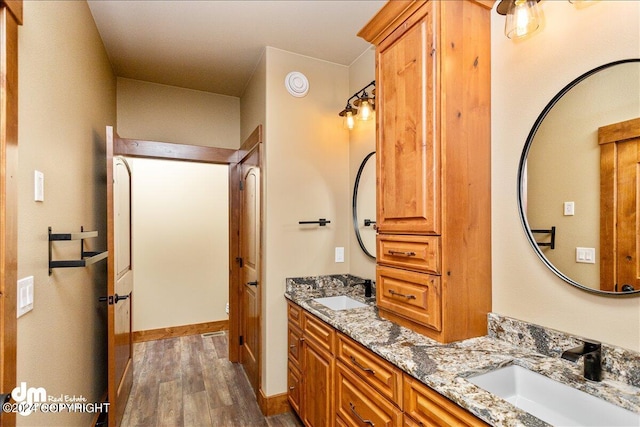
[
  {"left": 343, "top": 111, "right": 356, "bottom": 130},
  {"left": 505, "top": 0, "right": 541, "bottom": 39},
  {"left": 358, "top": 100, "right": 373, "bottom": 121}
]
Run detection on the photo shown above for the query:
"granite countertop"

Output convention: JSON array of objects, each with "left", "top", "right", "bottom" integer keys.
[{"left": 285, "top": 275, "right": 640, "bottom": 427}]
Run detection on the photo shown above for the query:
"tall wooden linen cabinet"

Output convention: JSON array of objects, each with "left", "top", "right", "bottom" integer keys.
[{"left": 359, "top": 0, "right": 493, "bottom": 343}]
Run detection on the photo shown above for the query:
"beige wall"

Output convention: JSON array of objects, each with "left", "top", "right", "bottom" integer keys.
[
  {"left": 117, "top": 77, "right": 240, "bottom": 148},
  {"left": 492, "top": 0, "right": 640, "bottom": 351},
  {"left": 241, "top": 47, "right": 350, "bottom": 396},
  {"left": 240, "top": 50, "right": 266, "bottom": 144},
  {"left": 348, "top": 48, "right": 377, "bottom": 280},
  {"left": 116, "top": 79, "right": 237, "bottom": 333},
  {"left": 128, "top": 158, "right": 229, "bottom": 331},
  {"left": 17, "top": 1, "right": 116, "bottom": 426}
]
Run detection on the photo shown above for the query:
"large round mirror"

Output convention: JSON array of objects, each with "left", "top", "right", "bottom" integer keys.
[
  {"left": 353, "top": 151, "right": 376, "bottom": 259},
  {"left": 518, "top": 59, "right": 640, "bottom": 296}
]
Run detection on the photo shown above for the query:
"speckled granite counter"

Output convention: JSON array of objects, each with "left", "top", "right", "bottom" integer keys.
[{"left": 285, "top": 274, "right": 640, "bottom": 427}]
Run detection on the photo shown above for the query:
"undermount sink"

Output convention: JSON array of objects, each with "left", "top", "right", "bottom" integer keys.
[
  {"left": 468, "top": 365, "right": 640, "bottom": 426},
  {"left": 313, "top": 296, "right": 367, "bottom": 311}
]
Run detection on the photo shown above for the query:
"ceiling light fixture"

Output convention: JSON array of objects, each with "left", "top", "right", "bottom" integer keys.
[
  {"left": 339, "top": 81, "right": 375, "bottom": 130},
  {"left": 497, "top": 0, "right": 542, "bottom": 39}
]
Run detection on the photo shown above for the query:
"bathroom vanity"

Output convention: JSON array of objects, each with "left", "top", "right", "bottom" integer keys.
[{"left": 285, "top": 275, "right": 640, "bottom": 427}]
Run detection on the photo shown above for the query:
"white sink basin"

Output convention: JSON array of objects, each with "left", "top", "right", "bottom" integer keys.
[
  {"left": 313, "top": 296, "right": 367, "bottom": 311},
  {"left": 468, "top": 365, "right": 640, "bottom": 426}
]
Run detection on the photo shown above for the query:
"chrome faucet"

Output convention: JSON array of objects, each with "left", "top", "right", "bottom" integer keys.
[{"left": 561, "top": 340, "right": 602, "bottom": 382}]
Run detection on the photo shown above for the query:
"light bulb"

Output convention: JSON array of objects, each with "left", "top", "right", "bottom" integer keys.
[
  {"left": 358, "top": 100, "right": 373, "bottom": 121},
  {"left": 344, "top": 111, "right": 355, "bottom": 130}
]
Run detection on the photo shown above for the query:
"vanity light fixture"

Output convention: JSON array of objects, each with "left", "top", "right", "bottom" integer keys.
[
  {"left": 339, "top": 80, "right": 375, "bottom": 130},
  {"left": 497, "top": 0, "right": 542, "bottom": 39}
]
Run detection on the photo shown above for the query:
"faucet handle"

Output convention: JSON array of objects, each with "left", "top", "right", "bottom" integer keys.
[{"left": 560, "top": 340, "right": 602, "bottom": 382}]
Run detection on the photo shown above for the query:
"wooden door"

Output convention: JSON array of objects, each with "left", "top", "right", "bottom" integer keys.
[
  {"left": 106, "top": 127, "right": 134, "bottom": 426},
  {"left": 239, "top": 146, "right": 261, "bottom": 394},
  {"left": 600, "top": 118, "right": 640, "bottom": 292},
  {"left": 375, "top": 1, "right": 439, "bottom": 235},
  {"left": 0, "top": 2, "right": 20, "bottom": 426}
]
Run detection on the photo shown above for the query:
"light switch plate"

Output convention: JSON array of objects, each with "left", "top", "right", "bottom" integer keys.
[
  {"left": 17, "top": 276, "right": 34, "bottom": 317},
  {"left": 335, "top": 247, "right": 345, "bottom": 263},
  {"left": 563, "top": 201, "right": 575, "bottom": 216},
  {"left": 34, "top": 170, "right": 44, "bottom": 202},
  {"left": 576, "top": 247, "right": 596, "bottom": 264}
]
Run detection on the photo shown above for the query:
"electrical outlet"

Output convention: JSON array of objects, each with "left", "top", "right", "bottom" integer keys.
[
  {"left": 576, "top": 247, "right": 595, "bottom": 264},
  {"left": 335, "top": 247, "right": 345, "bottom": 263}
]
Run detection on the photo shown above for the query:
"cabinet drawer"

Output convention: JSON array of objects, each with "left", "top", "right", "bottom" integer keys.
[
  {"left": 377, "top": 266, "right": 441, "bottom": 331},
  {"left": 336, "top": 361, "right": 403, "bottom": 427},
  {"left": 377, "top": 234, "right": 441, "bottom": 274},
  {"left": 287, "top": 361, "right": 302, "bottom": 415},
  {"left": 304, "top": 312, "right": 335, "bottom": 353},
  {"left": 288, "top": 301, "right": 303, "bottom": 330},
  {"left": 336, "top": 333, "right": 402, "bottom": 406},
  {"left": 404, "top": 375, "right": 490, "bottom": 427},
  {"left": 288, "top": 324, "right": 303, "bottom": 369}
]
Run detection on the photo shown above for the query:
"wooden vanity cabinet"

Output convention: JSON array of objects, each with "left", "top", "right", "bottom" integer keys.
[
  {"left": 287, "top": 302, "right": 489, "bottom": 427},
  {"left": 286, "top": 301, "right": 335, "bottom": 427},
  {"left": 359, "top": 0, "right": 493, "bottom": 343}
]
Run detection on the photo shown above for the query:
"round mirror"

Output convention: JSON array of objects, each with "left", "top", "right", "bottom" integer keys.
[
  {"left": 518, "top": 59, "right": 640, "bottom": 296},
  {"left": 353, "top": 151, "right": 376, "bottom": 259}
]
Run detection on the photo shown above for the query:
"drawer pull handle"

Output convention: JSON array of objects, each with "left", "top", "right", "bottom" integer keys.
[
  {"left": 350, "top": 355, "right": 375, "bottom": 374},
  {"left": 289, "top": 386, "right": 295, "bottom": 390},
  {"left": 388, "top": 250, "right": 416, "bottom": 257},
  {"left": 388, "top": 289, "right": 416, "bottom": 300},
  {"left": 349, "top": 402, "right": 374, "bottom": 426},
  {"left": 289, "top": 344, "right": 296, "bottom": 349}
]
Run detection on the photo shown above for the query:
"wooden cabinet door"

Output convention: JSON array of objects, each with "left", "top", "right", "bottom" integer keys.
[
  {"left": 376, "top": 1, "right": 440, "bottom": 235},
  {"left": 288, "top": 323, "right": 303, "bottom": 369},
  {"left": 336, "top": 362, "right": 402, "bottom": 427},
  {"left": 377, "top": 266, "right": 442, "bottom": 332},
  {"left": 288, "top": 361, "right": 302, "bottom": 416},
  {"left": 404, "top": 375, "right": 489, "bottom": 427},
  {"left": 302, "top": 341, "right": 334, "bottom": 427}
]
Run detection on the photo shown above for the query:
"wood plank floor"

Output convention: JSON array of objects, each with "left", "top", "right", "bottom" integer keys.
[{"left": 121, "top": 331, "right": 303, "bottom": 427}]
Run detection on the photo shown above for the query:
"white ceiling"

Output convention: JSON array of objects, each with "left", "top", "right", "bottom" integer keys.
[{"left": 87, "top": 1, "right": 386, "bottom": 97}]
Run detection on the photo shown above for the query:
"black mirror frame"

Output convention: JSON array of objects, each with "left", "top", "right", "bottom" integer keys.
[
  {"left": 353, "top": 151, "right": 376, "bottom": 260},
  {"left": 517, "top": 58, "right": 640, "bottom": 297}
]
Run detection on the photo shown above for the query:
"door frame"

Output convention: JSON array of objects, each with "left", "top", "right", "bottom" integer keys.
[
  {"left": 0, "top": 2, "right": 21, "bottom": 426},
  {"left": 599, "top": 117, "right": 640, "bottom": 292},
  {"left": 113, "top": 127, "right": 262, "bottom": 369}
]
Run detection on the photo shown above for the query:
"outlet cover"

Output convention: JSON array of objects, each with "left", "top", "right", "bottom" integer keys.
[
  {"left": 335, "top": 247, "right": 345, "bottom": 263},
  {"left": 576, "top": 247, "right": 596, "bottom": 264}
]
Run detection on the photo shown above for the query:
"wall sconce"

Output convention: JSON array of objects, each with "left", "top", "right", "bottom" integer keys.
[
  {"left": 497, "top": 0, "right": 542, "bottom": 39},
  {"left": 339, "top": 81, "right": 375, "bottom": 130}
]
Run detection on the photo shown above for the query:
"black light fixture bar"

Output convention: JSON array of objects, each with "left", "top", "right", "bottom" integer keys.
[{"left": 339, "top": 80, "right": 376, "bottom": 116}]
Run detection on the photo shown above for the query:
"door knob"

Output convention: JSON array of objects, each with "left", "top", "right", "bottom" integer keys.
[{"left": 115, "top": 293, "right": 129, "bottom": 303}]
